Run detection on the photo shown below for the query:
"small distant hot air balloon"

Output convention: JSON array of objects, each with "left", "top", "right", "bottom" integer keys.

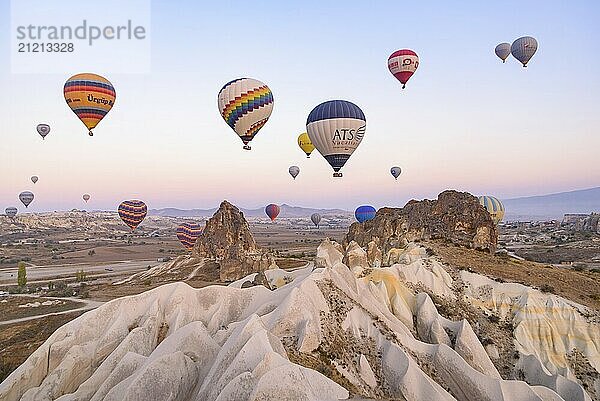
[
  {"left": 511, "top": 36, "right": 538, "bottom": 67},
  {"left": 19, "top": 191, "right": 34, "bottom": 208},
  {"left": 5, "top": 207, "right": 18, "bottom": 218},
  {"left": 176, "top": 222, "right": 204, "bottom": 249},
  {"left": 478, "top": 196, "right": 505, "bottom": 225},
  {"left": 83, "top": 194, "right": 91, "bottom": 203},
  {"left": 311, "top": 213, "right": 321, "bottom": 228},
  {"left": 390, "top": 167, "right": 402, "bottom": 180},
  {"left": 289, "top": 166, "right": 300, "bottom": 180},
  {"left": 118, "top": 200, "right": 147, "bottom": 230},
  {"left": 495, "top": 43, "right": 511, "bottom": 63},
  {"left": 218, "top": 78, "right": 274, "bottom": 150},
  {"left": 306, "top": 100, "right": 366, "bottom": 177},
  {"left": 64, "top": 73, "right": 116, "bottom": 136},
  {"left": 31, "top": 176, "right": 38, "bottom": 184},
  {"left": 355, "top": 205, "right": 376, "bottom": 223},
  {"left": 388, "top": 49, "right": 419, "bottom": 89},
  {"left": 37, "top": 124, "right": 50, "bottom": 140},
  {"left": 298, "top": 132, "right": 315, "bottom": 158},
  {"left": 265, "top": 204, "right": 280, "bottom": 221}
]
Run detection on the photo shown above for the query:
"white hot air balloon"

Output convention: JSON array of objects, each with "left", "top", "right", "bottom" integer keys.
[
  {"left": 31, "top": 176, "right": 38, "bottom": 184},
  {"left": 217, "top": 78, "right": 274, "bottom": 150},
  {"left": 511, "top": 36, "right": 538, "bottom": 67},
  {"left": 288, "top": 166, "right": 300, "bottom": 180},
  {"left": 495, "top": 43, "right": 511, "bottom": 63},
  {"left": 37, "top": 124, "right": 50, "bottom": 140},
  {"left": 306, "top": 100, "right": 366, "bottom": 178},
  {"left": 5, "top": 207, "right": 18, "bottom": 218},
  {"left": 83, "top": 194, "right": 91, "bottom": 203}
]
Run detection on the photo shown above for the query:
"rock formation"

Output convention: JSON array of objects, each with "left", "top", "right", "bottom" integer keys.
[
  {"left": 345, "top": 190, "right": 497, "bottom": 265},
  {"left": 193, "top": 200, "right": 275, "bottom": 281},
  {"left": 3, "top": 240, "right": 598, "bottom": 401}
]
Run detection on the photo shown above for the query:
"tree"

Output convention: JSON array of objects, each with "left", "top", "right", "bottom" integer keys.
[{"left": 17, "top": 262, "right": 27, "bottom": 287}]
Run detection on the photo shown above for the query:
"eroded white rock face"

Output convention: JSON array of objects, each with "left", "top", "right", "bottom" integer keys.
[{"left": 1, "top": 241, "right": 597, "bottom": 401}]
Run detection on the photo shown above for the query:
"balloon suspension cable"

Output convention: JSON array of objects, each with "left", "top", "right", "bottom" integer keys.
[{"left": 243, "top": 145, "right": 251, "bottom": 151}]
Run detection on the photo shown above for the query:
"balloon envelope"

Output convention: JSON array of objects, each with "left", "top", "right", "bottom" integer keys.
[
  {"left": 265, "top": 204, "right": 280, "bottom": 221},
  {"left": 478, "top": 196, "right": 505, "bottom": 225},
  {"left": 511, "top": 37, "right": 538, "bottom": 67},
  {"left": 390, "top": 166, "right": 401, "bottom": 180},
  {"left": 177, "top": 222, "right": 204, "bottom": 249},
  {"left": 310, "top": 213, "right": 321, "bottom": 227},
  {"left": 297, "top": 132, "right": 315, "bottom": 157},
  {"left": 118, "top": 200, "right": 147, "bottom": 230},
  {"left": 306, "top": 100, "right": 366, "bottom": 177},
  {"left": 83, "top": 194, "right": 91, "bottom": 203},
  {"left": 5, "top": 207, "right": 17, "bottom": 218},
  {"left": 31, "top": 176, "right": 38, "bottom": 184},
  {"left": 36, "top": 124, "right": 50, "bottom": 139},
  {"left": 289, "top": 166, "right": 300, "bottom": 179},
  {"left": 355, "top": 205, "right": 376, "bottom": 223},
  {"left": 218, "top": 78, "right": 274, "bottom": 150},
  {"left": 388, "top": 49, "right": 419, "bottom": 89},
  {"left": 495, "top": 43, "right": 511, "bottom": 62},
  {"left": 64, "top": 73, "right": 116, "bottom": 136},
  {"left": 19, "top": 191, "right": 34, "bottom": 208}
]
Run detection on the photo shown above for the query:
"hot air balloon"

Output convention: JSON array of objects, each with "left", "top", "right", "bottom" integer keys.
[
  {"left": 298, "top": 132, "right": 315, "bottom": 158},
  {"left": 388, "top": 49, "right": 419, "bottom": 89},
  {"left": 19, "top": 191, "right": 34, "bottom": 208},
  {"left": 83, "top": 194, "right": 91, "bottom": 203},
  {"left": 176, "top": 222, "right": 204, "bottom": 249},
  {"left": 217, "top": 78, "right": 274, "bottom": 150},
  {"left": 5, "top": 207, "right": 17, "bottom": 218},
  {"left": 390, "top": 166, "right": 402, "bottom": 180},
  {"left": 37, "top": 124, "right": 50, "bottom": 140},
  {"left": 265, "top": 204, "right": 280, "bottom": 221},
  {"left": 64, "top": 73, "right": 116, "bottom": 136},
  {"left": 289, "top": 166, "right": 300, "bottom": 180},
  {"left": 311, "top": 213, "right": 321, "bottom": 228},
  {"left": 31, "top": 176, "right": 38, "bottom": 184},
  {"left": 478, "top": 196, "right": 505, "bottom": 225},
  {"left": 306, "top": 100, "right": 366, "bottom": 178},
  {"left": 355, "top": 205, "right": 376, "bottom": 223},
  {"left": 511, "top": 36, "right": 538, "bottom": 67},
  {"left": 495, "top": 43, "right": 511, "bottom": 63},
  {"left": 118, "top": 200, "right": 147, "bottom": 231}
]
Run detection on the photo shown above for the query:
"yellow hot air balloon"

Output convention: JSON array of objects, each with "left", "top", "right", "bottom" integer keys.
[
  {"left": 64, "top": 73, "right": 116, "bottom": 136},
  {"left": 478, "top": 196, "right": 505, "bottom": 225},
  {"left": 297, "top": 132, "right": 315, "bottom": 158}
]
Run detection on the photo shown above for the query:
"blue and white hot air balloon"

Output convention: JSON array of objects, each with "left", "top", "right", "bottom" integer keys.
[
  {"left": 511, "top": 36, "right": 538, "bottom": 67},
  {"left": 306, "top": 100, "right": 366, "bottom": 177}
]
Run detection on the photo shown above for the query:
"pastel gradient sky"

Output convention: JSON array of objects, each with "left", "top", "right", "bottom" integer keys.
[{"left": 1, "top": 0, "right": 599, "bottom": 213}]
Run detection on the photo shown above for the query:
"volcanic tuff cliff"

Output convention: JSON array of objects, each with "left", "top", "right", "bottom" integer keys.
[
  {"left": 193, "top": 200, "right": 275, "bottom": 281},
  {"left": 344, "top": 190, "right": 498, "bottom": 266}
]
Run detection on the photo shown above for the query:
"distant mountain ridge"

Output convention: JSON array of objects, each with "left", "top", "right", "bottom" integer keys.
[
  {"left": 149, "top": 203, "right": 351, "bottom": 218},
  {"left": 503, "top": 187, "right": 600, "bottom": 221}
]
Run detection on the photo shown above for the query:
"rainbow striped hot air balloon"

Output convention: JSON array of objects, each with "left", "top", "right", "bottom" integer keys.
[
  {"left": 218, "top": 78, "right": 274, "bottom": 150},
  {"left": 478, "top": 196, "right": 505, "bottom": 225},
  {"left": 355, "top": 205, "right": 376, "bottom": 223},
  {"left": 118, "top": 200, "right": 147, "bottom": 231},
  {"left": 176, "top": 222, "right": 204, "bottom": 249},
  {"left": 64, "top": 73, "right": 116, "bottom": 136}
]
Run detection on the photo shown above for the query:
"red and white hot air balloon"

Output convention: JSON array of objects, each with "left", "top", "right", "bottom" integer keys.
[{"left": 388, "top": 49, "right": 419, "bottom": 89}]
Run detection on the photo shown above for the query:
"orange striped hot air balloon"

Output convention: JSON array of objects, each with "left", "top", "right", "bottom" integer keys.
[
  {"left": 176, "top": 222, "right": 204, "bottom": 249},
  {"left": 64, "top": 73, "right": 116, "bottom": 136},
  {"left": 118, "top": 200, "right": 147, "bottom": 231}
]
